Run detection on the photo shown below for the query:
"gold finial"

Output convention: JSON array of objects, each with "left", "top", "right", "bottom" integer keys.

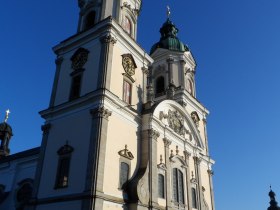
[
  {"left": 167, "top": 5, "right": 171, "bottom": 18},
  {"left": 4, "top": 109, "right": 10, "bottom": 123}
]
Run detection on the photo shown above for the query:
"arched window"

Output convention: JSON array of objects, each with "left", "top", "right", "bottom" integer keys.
[
  {"left": 16, "top": 179, "right": 33, "bottom": 210},
  {"left": 192, "top": 187, "right": 198, "bottom": 208},
  {"left": 186, "top": 79, "right": 193, "bottom": 95},
  {"left": 172, "top": 168, "right": 184, "bottom": 204},
  {"left": 156, "top": 76, "right": 165, "bottom": 95},
  {"left": 123, "top": 80, "right": 132, "bottom": 104},
  {"left": 84, "top": 11, "right": 96, "bottom": 30},
  {"left": 158, "top": 174, "right": 165, "bottom": 198},
  {"left": 122, "top": 16, "right": 132, "bottom": 35},
  {"left": 55, "top": 144, "right": 74, "bottom": 189},
  {"left": 120, "top": 162, "right": 129, "bottom": 188}
]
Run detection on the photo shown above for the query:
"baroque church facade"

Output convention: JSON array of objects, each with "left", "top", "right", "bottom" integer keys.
[{"left": 0, "top": 1, "right": 215, "bottom": 210}]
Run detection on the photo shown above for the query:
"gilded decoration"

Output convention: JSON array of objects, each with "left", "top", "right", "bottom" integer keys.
[
  {"left": 71, "top": 48, "right": 89, "bottom": 70},
  {"left": 160, "top": 110, "right": 185, "bottom": 136},
  {"left": 118, "top": 145, "right": 134, "bottom": 160},
  {"left": 122, "top": 54, "right": 137, "bottom": 82}
]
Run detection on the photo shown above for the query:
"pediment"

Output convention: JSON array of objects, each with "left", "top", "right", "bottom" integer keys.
[{"left": 152, "top": 100, "right": 204, "bottom": 149}]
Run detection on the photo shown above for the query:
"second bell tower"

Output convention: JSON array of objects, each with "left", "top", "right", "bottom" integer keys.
[{"left": 77, "top": 0, "right": 142, "bottom": 39}]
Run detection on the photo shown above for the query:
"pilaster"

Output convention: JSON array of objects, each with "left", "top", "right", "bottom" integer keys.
[
  {"left": 98, "top": 33, "right": 117, "bottom": 90},
  {"left": 49, "top": 57, "right": 63, "bottom": 107},
  {"left": 167, "top": 57, "right": 174, "bottom": 85},
  {"left": 184, "top": 151, "right": 192, "bottom": 210},
  {"left": 163, "top": 138, "right": 172, "bottom": 208},
  {"left": 207, "top": 169, "right": 215, "bottom": 210},
  {"left": 82, "top": 106, "right": 112, "bottom": 210},
  {"left": 148, "top": 129, "right": 160, "bottom": 209},
  {"left": 31, "top": 123, "right": 52, "bottom": 210},
  {"left": 193, "top": 156, "right": 203, "bottom": 210}
]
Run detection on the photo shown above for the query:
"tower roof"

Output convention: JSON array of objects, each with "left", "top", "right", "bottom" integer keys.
[
  {"left": 150, "top": 18, "right": 189, "bottom": 55},
  {"left": 268, "top": 189, "right": 280, "bottom": 210}
]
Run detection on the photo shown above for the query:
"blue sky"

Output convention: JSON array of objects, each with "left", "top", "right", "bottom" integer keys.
[{"left": 1, "top": 0, "right": 280, "bottom": 209}]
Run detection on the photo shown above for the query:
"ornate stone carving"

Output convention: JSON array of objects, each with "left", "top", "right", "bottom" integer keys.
[
  {"left": 191, "top": 111, "right": 200, "bottom": 126},
  {"left": 183, "top": 150, "right": 191, "bottom": 160},
  {"left": 90, "top": 107, "right": 112, "bottom": 120},
  {"left": 57, "top": 143, "right": 74, "bottom": 155},
  {"left": 100, "top": 34, "right": 117, "bottom": 45},
  {"left": 41, "top": 124, "right": 51, "bottom": 135},
  {"left": 71, "top": 48, "right": 89, "bottom": 70},
  {"left": 55, "top": 57, "right": 63, "bottom": 65},
  {"left": 118, "top": 145, "right": 134, "bottom": 160},
  {"left": 207, "top": 169, "right": 214, "bottom": 176},
  {"left": 160, "top": 110, "right": 185, "bottom": 136},
  {"left": 163, "top": 138, "right": 172, "bottom": 147},
  {"left": 122, "top": 54, "right": 137, "bottom": 83},
  {"left": 149, "top": 129, "right": 159, "bottom": 140}
]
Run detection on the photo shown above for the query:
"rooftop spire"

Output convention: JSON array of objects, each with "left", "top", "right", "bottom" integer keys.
[
  {"left": 4, "top": 109, "right": 10, "bottom": 123},
  {"left": 167, "top": 5, "right": 171, "bottom": 18}
]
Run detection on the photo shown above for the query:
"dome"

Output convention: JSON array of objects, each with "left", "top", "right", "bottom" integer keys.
[
  {"left": 0, "top": 122, "right": 13, "bottom": 137},
  {"left": 150, "top": 18, "right": 189, "bottom": 54}
]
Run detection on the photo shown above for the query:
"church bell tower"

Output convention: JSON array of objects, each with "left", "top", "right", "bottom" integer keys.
[{"left": 29, "top": 2, "right": 215, "bottom": 210}]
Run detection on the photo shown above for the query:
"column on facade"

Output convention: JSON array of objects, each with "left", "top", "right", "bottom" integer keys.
[
  {"left": 148, "top": 129, "right": 160, "bottom": 208},
  {"left": 180, "top": 59, "right": 186, "bottom": 90},
  {"left": 184, "top": 151, "right": 192, "bottom": 210},
  {"left": 82, "top": 106, "right": 112, "bottom": 210},
  {"left": 98, "top": 34, "right": 117, "bottom": 90},
  {"left": 207, "top": 169, "right": 215, "bottom": 210},
  {"left": 163, "top": 138, "right": 172, "bottom": 208},
  {"left": 193, "top": 156, "right": 203, "bottom": 210},
  {"left": 167, "top": 57, "right": 174, "bottom": 85}
]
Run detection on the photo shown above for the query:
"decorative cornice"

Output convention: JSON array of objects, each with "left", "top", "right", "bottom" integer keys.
[
  {"left": 41, "top": 124, "right": 51, "bottom": 135},
  {"left": 90, "top": 107, "right": 112, "bottom": 120},
  {"left": 100, "top": 34, "right": 117, "bottom": 45}
]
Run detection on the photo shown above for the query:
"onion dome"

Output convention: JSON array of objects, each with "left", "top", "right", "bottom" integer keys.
[
  {"left": 150, "top": 18, "right": 189, "bottom": 55},
  {"left": 268, "top": 189, "right": 280, "bottom": 210}
]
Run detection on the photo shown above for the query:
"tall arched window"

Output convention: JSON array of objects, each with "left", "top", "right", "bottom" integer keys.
[
  {"left": 84, "top": 11, "right": 96, "bottom": 30},
  {"left": 186, "top": 79, "right": 193, "bottom": 95},
  {"left": 122, "top": 16, "right": 132, "bottom": 35},
  {"left": 172, "top": 168, "right": 184, "bottom": 204},
  {"left": 192, "top": 187, "right": 198, "bottom": 208},
  {"left": 158, "top": 174, "right": 165, "bottom": 198},
  {"left": 120, "top": 162, "right": 129, "bottom": 188},
  {"left": 156, "top": 76, "right": 165, "bottom": 95},
  {"left": 16, "top": 179, "right": 33, "bottom": 210}
]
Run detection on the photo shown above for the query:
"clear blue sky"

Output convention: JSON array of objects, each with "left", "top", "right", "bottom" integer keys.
[{"left": 1, "top": 1, "right": 280, "bottom": 209}]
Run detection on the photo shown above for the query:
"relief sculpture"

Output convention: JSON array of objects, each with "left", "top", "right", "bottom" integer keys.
[{"left": 160, "top": 110, "right": 185, "bottom": 136}]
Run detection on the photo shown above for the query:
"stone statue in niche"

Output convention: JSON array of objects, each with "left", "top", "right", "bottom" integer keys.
[
  {"left": 159, "top": 110, "right": 185, "bottom": 136},
  {"left": 191, "top": 111, "right": 200, "bottom": 126}
]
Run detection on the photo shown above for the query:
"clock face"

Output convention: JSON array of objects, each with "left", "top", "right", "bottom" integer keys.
[{"left": 122, "top": 56, "right": 135, "bottom": 76}]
